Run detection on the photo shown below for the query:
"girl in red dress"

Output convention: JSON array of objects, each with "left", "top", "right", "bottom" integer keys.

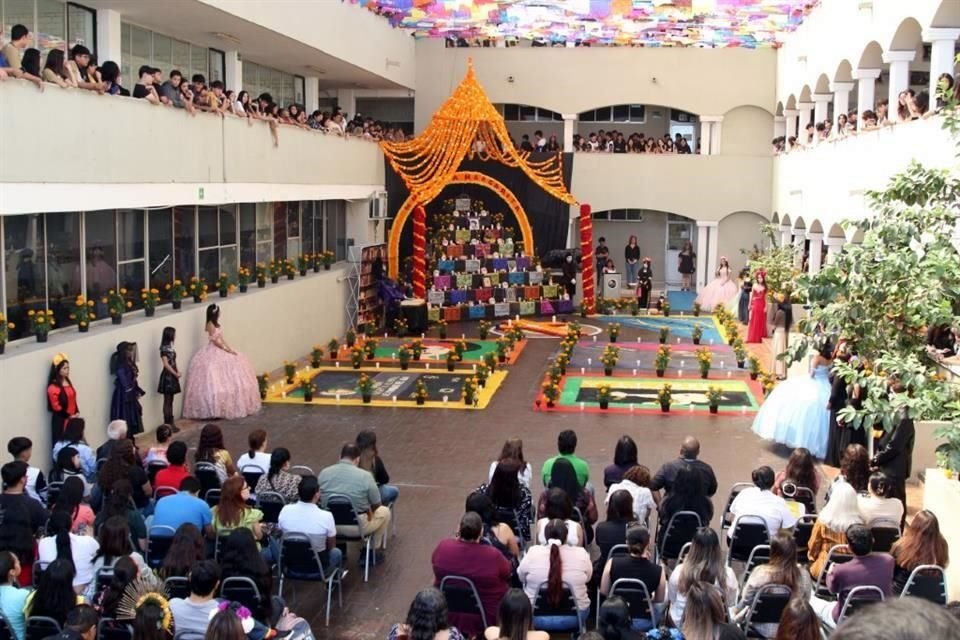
[
  {"left": 746, "top": 271, "right": 768, "bottom": 343},
  {"left": 47, "top": 353, "right": 78, "bottom": 444}
]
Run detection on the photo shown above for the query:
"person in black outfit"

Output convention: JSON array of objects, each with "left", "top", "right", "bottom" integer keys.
[
  {"left": 599, "top": 525, "right": 665, "bottom": 630},
  {"left": 826, "top": 348, "right": 867, "bottom": 466},
  {"left": 927, "top": 323, "right": 957, "bottom": 358},
  {"left": 678, "top": 241, "right": 696, "bottom": 292},
  {"left": 871, "top": 387, "right": 915, "bottom": 528},
  {"left": 594, "top": 489, "right": 635, "bottom": 579},
  {"left": 356, "top": 430, "right": 398, "bottom": 507},
  {"left": 636, "top": 258, "right": 653, "bottom": 310},
  {"left": 0, "top": 461, "right": 49, "bottom": 584},
  {"left": 624, "top": 236, "right": 641, "bottom": 287},
  {"left": 561, "top": 253, "right": 577, "bottom": 299},
  {"left": 595, "top": 238, "right": 610, "bottom": 276},
  {"left": 737, "top": 268, "right": 752, "bottom": 324},
  {"left": 650, "top": 436, "right": 718, "bottom": 498}
]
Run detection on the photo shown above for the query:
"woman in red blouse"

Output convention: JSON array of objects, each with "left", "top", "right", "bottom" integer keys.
[{"left": 47, "top": 353, "right": 78, "bottom": 443}]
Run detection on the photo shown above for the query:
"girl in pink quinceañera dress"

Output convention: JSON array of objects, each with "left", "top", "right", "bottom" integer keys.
[
  {"left": 695, "top": 256, "right": 739, "bottom": 312},
  {"left": 182, "top": 304, "right": 261, "bottom": 420}
]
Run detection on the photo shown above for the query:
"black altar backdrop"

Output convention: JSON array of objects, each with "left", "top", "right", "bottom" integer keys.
[{"left": 385, "top": 152, "right": 575, "bottom": 267}]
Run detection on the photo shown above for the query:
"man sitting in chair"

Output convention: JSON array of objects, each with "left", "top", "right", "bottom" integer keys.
[{"left": 278, "top": 475, "right": 343, "bottom": 575}]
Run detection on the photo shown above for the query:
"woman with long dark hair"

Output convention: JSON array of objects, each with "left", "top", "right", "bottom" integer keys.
[
  {"left": 212, "top": 477, "right": 276, "bottom": 564},
  {"left": 540, "top": 458, "right": 597, "bottom": 544},
  {"left": 659, "top": 465, "right": 713, "bottom": 533},
  {"left": 388, "top": 587, "right": 465, "bottom": 640},
  {"left": 488, "top": 439, "right": 533, "bottom": 489},
  {"left": 206, "top": 607, "right": 248, "bottom": 640},
  {"left": 837, "top": 444, "right": 870, "bottom": 494},
  {"left": 21, "top": 48, "right": 41, "bottom": 77},
  {"left": 253, "top": 447, "right": 300, "bottom": 503},
  {"left": 891, "top": 509, "right": 949, "bottom": 594},
  {"left": 773, "top": 599, "right": 821, "bottom": 640},
  {"left": 0, "top": 551, "right": 30, "bottom": 640},
  {"left": 465, "top": 492, "right": 520, "bottom": 561},
  {"left": 219, "top": 528, "right": 274, "bottom": 622},
  {"left": 518, "top": 520, "right": 592, "bottom": 630},
  {"left": 195, "top": 423, "right": 236, "bottom": 482},
  {"left": 132, "top": 598, "right": 172, "bottom": 640},
  {"left": 236, "top": 428, "right": 270, "bottom": 474},
  {"left": 51, "top": 417, "right": 96, "bottom": 481},
  {"left": 93, "top": 555, "right": 138, "bottom": 618},
  {"left": 606, "top": 465, "right": 657, "bottom": 526},
  {"left": 600, "top": 526, "right": 665, "bottom": 631},
  {"left": 93, "top": 479, "right": 147, "bottom": 552},
  {"left": 535, "top": 488, "right": 584, "bottom": 547},
  {"left": 89, "top": 515, "right": 151, "bottom": 596},
  {"left": 42, "top": 49, "right": 70, "bottom": 87},
  {"left": 735, "top": 533, "right": 810, "bottom": 636},
  {"left": 595, "top": 490, "right": 634, "bottom": 574},
  {"left": 483, "top": 588, "right": 547, "bottom": 640},
  {"left": 159, "top": 523, "right": 205, "bottom": 578},
  {"left": 98, "top": 438, "right": 150, "bottom": 509},
  {"left": 745, "top": 270, "right": 767, "bottom": 343},
  {"left": 677, "top": 241, "right": 696, "bottom": 292},
  {"left": 52, "top": 476, "right": 94, "bottom": 534},
  {"left": 858, "top": 471, "right": 904, "bottom": 526},
  {"left": 678, "top": 582, "right": 744, "bottom": 640},
  {"left": 37, "top": 509, "right": 99, "bottom": 591},
  {"left": 478, "top": 460, "right": 533, "bottom": 542},
  {"left": 47, "top": 354, "right": 78, "bottom": 444},
  {"left": 110, "top": 342, "right": 145, "bottom": 437},
  {"left": 24, "top": 558, "right": 83, "bottom": 624},
  {"left": 769, "top": 293, "right": 793, "bottom": 379},
  {"left": 666, "top": 527, "right": 737, "bottom": 625},
  {"left": 158, "top": 327, "right": 182, "bottom": 431},
  {"left": 773, "top": 447, "right": 819, "bottom": 497},
  {"left": 636, "top": 257, "right": 654, "bottom": 310},
  {"left": 50, "top": 447, "right": 89, "bottom": 497},
  {"left": 182, "top": 304, "right": 261, "bottom": 420},
  {"left": 624, "top": 236, "right": 641, "bottom": 287},
  {"left": 603, "top": 436, "right": 638, "bottom": 488}
]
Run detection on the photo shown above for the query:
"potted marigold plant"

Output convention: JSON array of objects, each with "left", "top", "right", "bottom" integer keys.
[
  {"left": 437, "top": 319, "right": 448, "bottom": 339},
  {"left": 345, "top": 328, "right": 357, "bottom": 348},
  {"left": 696, "top": 347, "right": 712, "bottom": 379},
  {"left": 608, "top": 322, "right": 620, "bottom": 343},
  {"left": 394, "top": 317, "right": 408, "bottom": 338},
  {"left": 321, "top": 250, "right": 335, "bottom": 270},
  {"left": 238, "top": 267, "right": 251, "bottom": 293},
  {"left": 257, "top": 373, "right": 269, "bottom": 400},
  {"left": 476, "top": 363, "right": 489, "bottom": 387},
  {"left": 167, "top": 279, "right": 187, "bottom": 309},
  {"left": 630, "top": 300, "right": 639, "bottom": 317},
  {"left": 364, "top": 323, "right": 377, "bottom": 338},
  {"left": 655, "top": 345, "right": 672, "bottom": 377},
  {"left": 601, "top": 345, "right": 619, "bottom": 376},
  {"left": 693, "top": 302, "right": 702, "bottom": 317},
  {"left": 363, "top": 338, "right": 378, "bottom": 360},
  {"left": 214, "top": 271, "right": 233, "bottom": 298},
  {"left": 748, "top": 355, "right": 761, "bottom": 380},
  {"left": 299, "top": 376, "right": 314, "bottom": 402},
  {"left": 659, "top": 327, "right": 670, "bottom": 344},
  {"left": 357, "top": 374, "right": 374, "bottom": 403},
  {"left": 268, "top": 260, "right": 282, "bottom": 284},
  {"left": 103, "top": 289, "right": 131, "bottom": 324},
  {"left": 715, "top": 303, "right": 727, "bottom": 320},
  {"left": 327, "top": 338, "right": 340, "bottom": 359},
  {"left": 542, "top": 380, "right": 560, "bottom": 408},
  {"left": 478, "top": 321, "right": 490, "bottom": 340},
  {"left": 283, "top": 361, "right": 297, "bottom": 384},
  {"left": 256, "top": 263, "right": 268, "bottom": 288},
  {"left": 397, "top": 345, "right": 411, "bottom": 370},
  {"left": 761, "top": 372, "right": 777, "bottom": 397},
  {"left": 548, "top": 364, "right": 562, "bottom": 385},
  {"left": 579, "top": 300, "right": 589, "bottom": 318},
  {"left": 284, "top": 259, "right": 296, "bottom": 280},
  {"left": 495, "top": 338, "right": 508, "bottom": 362},
  {"left": 310, "top": 345, "right": 324, "bottom": 368},
  {"left": 0, "top": 314, "right": 12, "bottom": 353},
  {"left": 141, "top": 288, "right": 160, "bottom": 317},
  {"left": 691, "top": 325, "right": 703, "bottom": 345},
  {"left": 658, "top": 383, "right": 672, "bottom": 412},
  {"left": 310, "top": 253, "right": 320, "bottom": 273},
  {"left": 462, "top": 376, "right": 479, "bottom": 406},
  {"left": 410, "top": 338, "right": 423, "bottom": 361},
  {"left": 446, "top": 349, "right": 459, "bottom": 372},
  {"left": 725, "top": 319, "right": 738, "bottom": 345},
  {"left": 733, "top": 340, "right": 747, "bottom": 368},
  {"left": 453, "top": 339, "right": 467, "bottom": 359},
  {"left": 351, "top": 346, "right": 364, "bottom": 369},
  {"left": 555, "top": 352, "right": 569, "bottom": 376},
  {"left": 71, "top": 296, "right": 95, "bottom": 332},
  {"left": 297, "top": 255, "right": 310, "bottom": 277},
  {"left": 414, "top": 379, "right": 428, "bottom": 405},
  {"left": 598, "top": 384, "right": 612, "bottom": 410},
  {"left": 27, "top": 309, "right": 54, "bottom": 342},
  {"left": 187, "top": 277, "right": 207, "bottom": 303},
  {"left": 706, "top": 386, "right": 722, "bottom": 414}
]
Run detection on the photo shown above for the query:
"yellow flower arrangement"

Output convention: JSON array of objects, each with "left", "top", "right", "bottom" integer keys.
[
  {"left": 463, "top": 376, "right": 479, "bottom": 405},
  {"left": 70, "top": 296, "right": 96, "bottom": 329},
  {"left": 597, "top": 384, "right": 612, "bottom": 402},
  {"left": 283, "top": 360, "right": 297, "bottom": 383},
  {"left": 541, "top": 380, "right": 560, "bottom": 404},
  {"left": 238, "top": 267, "right": 252, "bottom": 287},
  {"left": 141, "top": 288, "right": 161, "bottom": 309},
  {"left": 27, "top": 309, "right": 55, "bottom": 337},
  {"left": 213, "top": 273, "right": 235, "bottom": 295},
  {"left": 103, "top": 289, "right": 129, "bottom": 317},
  {"left": 166, "top": 279, "right": 186, "bottom": 301},
  {"left": 0, "top": 313, "right": 14, "bottom": 344},
  {"left": 310, "top": 345, "right": 324, "bottom": 367},
  {"left": 657, "top": 383, "right": 673, "bottom": 405},
  {"left": 655, "top": 345, "right": 672, "bottom": 371},
  {"left": 696, "top": 347, "right": 712, "bottom": 377},
  {"left": 187, "top": 276, "right": 208, "bottom": 301}
]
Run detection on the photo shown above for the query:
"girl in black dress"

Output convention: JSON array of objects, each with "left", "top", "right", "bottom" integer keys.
[
  {"left": 678, "top": 241, "right": 696, "bottom": 291},
  {"left": 158, "top": 327, "right": 181, "bottom": 432},
  {"left": 737, "top": 268, "right": 752, "bottom": 324},
  {"left": 561, "top": 253, "right": 577, "bottom": 299},
  {"left": 636, "top": 258, "right": 653, "bottom": 309},
  {"left": 826, "top": 347, "right": 867, "bottom": 466},
  {"left": 110, "top": 342, "right": 145, "bottom": 437}
]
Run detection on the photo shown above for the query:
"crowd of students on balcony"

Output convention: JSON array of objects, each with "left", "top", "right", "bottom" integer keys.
[
  {"left": 0, "top": 24, "right": 409, "bottom": 145},
  {"left": 507, "top": 130, "right": 696, "bottom": 154},
  {"left": 773, "top": 72, "right": 958, "bottom": 154}
]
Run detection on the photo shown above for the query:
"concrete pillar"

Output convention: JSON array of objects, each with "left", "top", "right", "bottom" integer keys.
[
  {"left": 706, "top": 222, "right": 719, "bottom": 286},
  {"left": 853, "top": 68, "right": 881, "bottom": 129},
  {"left": 562, "top": 114, "right": 577, "bottom": 152},
  {"left": 699, "top": 121, "right": 713, "bottom": 155},
  {"left": 793, "top": 233, "right": 806, "bottom": 269},
  {"left": 813, "top": 94, "right": 832, "bottom": 126},
  {"left": 882, "top": 50, "right": 916, "bottom": 112},
  {"left": 830, "top": 81, "right": 854, "bottom": 124},
  {"left": 224, "top": 50, "right": 242, "bottom": 92},
  {"left": 923, "top": 29, "right": 960, "bottom": 102},
  {"left": 774, "top": 116, "right": 786, "bottom": 139},
  {"left": 695, "top": 222, "right": 712, "bottom": 290},
  {"left": 337, "top": 89, "right": 357, "bottom": 119},
  {"left": 304, "top": 77, "right": 320, "bottom": 113},
  {"left": 780, "top": 224, "right": 792, "bottom": 248},
  {"left": 700, "top": 116, "right": 723, "bottom": 155},
  {"left": 797, "top": 102, "right": 814, "bottom": 142},
  {"left": 806, "top": 231, "right": 824, "bottom": 274},
  {"left": 824, "top": 237, "right": 845, "bottom": 265},
  {"left": 95, "top": 9, "right": 122, "bottom": 66},
  {"left": 783, "top": 109, "right": 799, "bottom": 140}
]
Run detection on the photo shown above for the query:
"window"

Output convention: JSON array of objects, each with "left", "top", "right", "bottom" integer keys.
[
  {"left": 66, "top": 2, "right": 94, "bottom": 51},
  {"left": 243, "top": 61, "right": 302, "bottom": 106},
  {"left": 254, "top": 203, "right": 273, "bottom": 264},
  {"left": 324, "top": 200, "right": 347, "bottom": 261},
  {"left": 173, "top": 206, "right": 195, "bottom": 281},
  {"left": 286, "top": 202, "right": 300, "bottom": 258},
  {"left": 579, "top": 105, "right": 646, "bottom": 123},
  {"left": 3, "top": 214, "right": 46, "bottom": 340},
  {"left": 120, "top": 21, "right": 214, "bottom": 87},
  {"left": 148, "top": 209, "right": 174, "bottom": 297},
  {"left": 208, "top": 48, "right": 225, "bottom": 83},
  {"left": 1, "top": 0, "right": 94, "bottom": 59},
  {"left": 272, "top": 203, "right": 287, "bottom": 261},
  {"left": 84, "top": 210, "right": 117, "bottom": 309},
  {"left": 197, "top": 205, "right": 238, "bottom": 283},
  {"left": 46, "top": 211, "right": 81, "bottom": 329},
  {"left": 497, "top": 103, "right": 561, "bottom": 122},
  {"left": 118, "top": 209, "right": 145, "bottom": 309}
]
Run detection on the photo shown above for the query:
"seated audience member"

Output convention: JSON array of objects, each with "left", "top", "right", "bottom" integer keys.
[
  {"left": 94, "top": 480, "right": 147, "bottom": 549},
  {"left": 98, "top": 439, "right": 151, "bottom": 510},
  {"left": 96, "top": 420, "right": 127, "bottom": 462},
  {"left": 432, "top": 512, "right": 512, "bottom": 637},
  {"left": 599, "top": 525, "right": 665, "bottom": 630},
  {"left": 278, "top": 475, "right": 343, "bottom": 574},
  {"left": 857, "top": 471, "right": 904, "bottom": 526},
  {"left": 143, "top": 424, "right": 172, "bottom": 465},
  {"left": 831, "top": 596, "right": 960, "bottom": 640},
  {"left": 169, "top": 560, "right": 221, "bottom": 636},
  {"left": 488, "top": 438, "right": 533, "bottom": 489},
  {"left": 735, "top": 534, "right": 811, "bottom": 637},
  {"left": 98, "top": 60, "right": 127, "bottom": 96},
  {"left": 667, "top": 528, "right": 738, "bottom": 625},
  {"left": 606, "top": 465, "right": 657, "bottom": 526},
  {"left": 728, "top": 466, "right": 798, "bottom": 540},
  {"left": 195, "top": 423, "right": 236, "bottom": 483},
  {"left": 483, "top": 588, "right": 548, "bottom": 640},
  {"left": 389, "top": 588, "right": 466, "bottom": 640},
  {"left": 317, "top": 443, "right": 392, "bottom": 560},
  {"left": 890, "top": 509, "right": 949, "bottom": 594},
  {"left": 773, "top": 447, "right": 819, "bottom": 497},
  {"left": 89, "top": 516, "right": 150, "bottom": 590},
  {"left": 24, "top": 558, "right": 85, "bottom": 624},
  {"left": 479, "top": 460, "right": 533, "bottom": 543},
  {"left": 211, "top": 476, "right": 266, "bottom": 547},
  {"left": 657, "top": 466, "right": 713, "bottom": 535},
  {"left": 0, "top": 462, "right": 52, "bottom": 584},
  {"left": 535, "top": 488, "right": 584, "bottom": 547},
  {"left": 154, "top": 441, "right": 191, "bottom": 491},
  {"left": 540, "top": 430, "right": 590, "bottom": 488},
  {"left": 159, "top": 523, "right": 205, "bottom": 579},
  {"left": 52, "top": 417, "right": 97, "bottom": 480},
  {"left": 808, "top": 481, "right": 863, "bottom": 580},
  {"left": 253, "top": 447, "right": 300, "bottom": 503},
  {"left": 235, "top": 429, "right": 270, "bottom": 473},
  {"left": 651, "top": 436, "right": 718, "bottom": 498},
  {"left": 8, "top": 437, "right": 46, "bottom": 503},
  {"left": 831, "top": 444, "right": 870, "bottom": 498},
  {"left": 51, "top": 447, "right": 90, "bottom": 497},
  {"left": 151, "top": 476, "right": 213, "bottom": 534},
  {"left": 595, "top": 490, "right": 634, "bottom": 574},
  {"left": 809, "top": 524, "right": 893, "bottom": 629},
  {"left": 0, "top": 551, "right": 29, "bottom": 640},
  {"left": 596, "top": 597, "right": 640, "bottom": 640},
  {"left": 52, "top": 476, "right": 93, "bottom": 534},
  {"left": 50, "top": 604, "right": 99, "bottom": 640},
  {"left": 465, "top": 492, "right": 520, "bottom": 561},
  {"left": 540, "top": 458, "right": 597, "bottom": 542},
  {"left": 357, "top": 430, "right": 400, "bottom": 507},
  {"left": 37, "top": 509, "right": 99, "bottom": 591},
  {"left": 219, "top": 528, "right": 274, "bottom": 623},
  {"left": 672, "top": 582, "right": 747, "bottom": 640},
  {"left": 603, "top": 436, "right": 638, "bottom": 489},
  {"left": 93, "top": 555, "right": 138, "bottom": 617},
  {"left": 518, "top": 519, "right": 592, "bottom": 630},
  {"left": 773, "top": 599, "right": 822, "bottom": 640}
]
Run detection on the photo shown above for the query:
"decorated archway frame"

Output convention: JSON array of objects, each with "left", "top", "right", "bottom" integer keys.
[{"left": 388, "top": 171, "right": 535, "bottom": 279}]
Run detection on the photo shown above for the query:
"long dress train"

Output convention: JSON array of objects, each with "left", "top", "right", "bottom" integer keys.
[
  {"left": 752, "top": 364, "right": 832, "bottom": 459},
  {"left": 182, "top": 327, "right": 262, "bottom": 420},
  {"left": 696, "top": 265, "right": 739, "bottom": 312}
]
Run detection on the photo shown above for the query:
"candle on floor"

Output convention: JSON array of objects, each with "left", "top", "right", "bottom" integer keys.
[
  {"left": 680, "top": 360, "right": 685, "bottom": 368},
  {"left": 391, "top": 352, "right": 396, "bottom": 360},
  {"left": 689, "top": 404, "right": 694, "bottom": 412},
  {"left": 741, "top": 406, "right": 747, "bottom": 415},
  {"left": 376, "top": 362, "right": 381, "bottom": 369},
  {"left": 587, "top": 358, "right": 592, "bottom": 366},
  {"left": 580, "top": 367, "right": 586, "bottom": 374},
  {"left": 421, "top": 333, "right": 425, "bottom": 339},
  {"left": 384, "top": 332, "right": 388, "bottom": 339},
  {"left": 335, "top": 393, "right": 340, "bottom": 402},
  {"left": 629, "top": 404, "right": 634, "bottom": 412},
  {"left": 281, "top": 391, "right": 286, "bottom": 398},
  {"left": 335, "top": 361, "right": 340, "bottom": 368},
  {"left": 462, "top": 333, "right": 466, "bottom": 340},
  {"left": 592, "top": 335, "right": 597, "bottom": 342},
  {"left": 443, "top": 395, "right": 448, "bottom": 405},
  {"left": 681, "top": 311, "right": 685, "bottom": 317},
  {"left": 677, "top": 337, "right": 681, "bottom": 344},
  {"left": 632, "top": 369, "right": 637, "bottom": 376},
  {"left": 709, "top": 339, "right": 714, "bottom": 345},
  {"left": 727, "top": 371, "right": 732, "bottom": 378},
  {"left": 472, "top": 364, "right": 477, "bottom": 371},
  {"left": 579, "top": 402, "right": 584, "bottom": 411},
  {"left": 678, "top": 370, "right": 683, "bottom": 377},
  {"left": 426, "top": 363, "right": 430, "bottom": 369},
  {"left": 636, "top": 359, "right": 641, "bottom": 368},
  {"left": 392, "top": 396, "right": 397, "bottom": 404},
  {"left": 552, "top": 315, "right": 557, "bottom": 323}
]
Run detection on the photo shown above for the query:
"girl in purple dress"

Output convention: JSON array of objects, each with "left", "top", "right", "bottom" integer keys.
[{"left": 110, "top": 342, "right": 145, "bottom": 437}]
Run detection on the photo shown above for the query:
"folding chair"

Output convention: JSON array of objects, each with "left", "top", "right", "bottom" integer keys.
[
  {"left": 440, "top": 575, "right": 489, "bottom": 630},
  {"left": 204, "top": 488, "right": 222, "bottom": 508},
  {"left": 97, "top": 619, "right": 133, "bottom": 640},
  {"left": 900, "top": 564, "right": 947, "bottom": 605},
  {"left": 869, "top": 520, "right": 901, "bottom": 553},
  {"left": 256, "top": 491, "right": 286, "bottom": 525},
  {"left": 146, "top": 525, "right": 177, "bottom": 569},
  {"left": 26, "top": 617, "right": 61, "bottom": 640},
  {"left": 219, "top": 577, "right": 263, "bottom": 620},
  {"left": 153, "top": 485, "right": 178, "bottom": 501},
  {"left": 793, "top": 515, "right": 817, "bottom": 564},
  {"left": 678, "top": 541, "right": 693, "bottom": 564},
  {"left": 0, "top": 611, "right": 17, "bottom": 640},
  {"left": 835, "top": 585, "right": 884, "bottom": 626},
  {"left": 163, "top": 576, "right": 191, "bottom": 600},
  {"left": 146, "top": 461, "right": 168, "bottom": 485},
  {"left": 720, "top": 483, "right": 754, "bottom": 533},
  {"left": 278, "top": 532, "right": 343, "bottom": 626},
  {"left": 737, "top": 583, "right": 791, "bottom": 637},
  {"left": 239, "top": 465, "right": 265, "bottom": 493},
  {"left": 323, "top": 493, "right": 375, "bottom": 582},
  {"left": 532, "top": 582, "right": 585, "bottom": 634},
  {"left": 814, "top": 545, "right": 853, "bottom": 599},
  {"left": 609, "top": 578, "right": 657, "bottom": 629},
  {"left": 594, "top": 544, "right": 631, "bottom": 624},
  {"left": 194, "top": 462, "right": 221, "bottom": 498},
  {"left": 727, "top": 515, "right": 770, "bottom": 567},
  {"left": 289, "top": 465, "right": 314, "bottom": 477},
  {"left": 740, "top": 544, "right": 771, "bottom": 588},
  {"left": 655, "top": 511, "right": 702, "bottom": 564}
]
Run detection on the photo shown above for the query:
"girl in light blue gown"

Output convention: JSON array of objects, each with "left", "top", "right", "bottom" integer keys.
[{"left": 752, "top": 343, "right": 834, "bottom": 459}]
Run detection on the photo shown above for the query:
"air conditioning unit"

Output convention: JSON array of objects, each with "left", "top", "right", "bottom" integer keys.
[{"left": 368, "top": 192, "right": 389, "bottom": 219}]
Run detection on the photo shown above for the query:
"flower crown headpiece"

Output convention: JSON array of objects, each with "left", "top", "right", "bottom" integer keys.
[
  {"left": 52, "top": 352, "right": 69, "bottom": 366},
  {"left": 213, "top": 601, "right": 255, "bottom": 634}
]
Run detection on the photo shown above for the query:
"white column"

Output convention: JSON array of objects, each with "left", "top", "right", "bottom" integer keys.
[
  {"left": 783, "top": 109, "right": 799, "bottom": 139},
  {"left": 304, "top": 77, "right": 320, "bottom": 113},
  {"left": 924, "top": 28, "right": 960, "bottom": 100},
  {"left": 774, "top": 116, "right": 786, "bottom": 139},
  {"left": 780, "top": 224, "right": 792, "bottom": 248},
  {"left": 706, "top": 222, "right": 719, "bottom": 286},
  {"left": 699, "top": 120, "right": 713, "bottom": 155},
  {"left": 700, "top": 116, "right": 723, "bottom": 155},
  {"left": 695, "top": 222, "right": 711, "bottom": 290},
  {"left": 830, "top": 81, "right": 854, "bottom": 123},
  {"left": 882, "top": 50, "right": 917, "bottom": 110},
  {"left": 792, "top": 233, "right": 806, "bottom": 269},
  {"left": 853, "top": 68, "right": 881, "bottom": 129},
  {"left": 95, "top": 9, "right": 122, "bottom": 66},
  {"left": 806, "top": 231, "right": 823, "bottom": 274},
  {"left": 824, "top": 237, "right": 845, "bottom": 265},
  {"left": 797, "top": 102, "right": 814, "bottom": 141},
  {"left": 562, "top": 114, "right": 577, "bottom": 152},
  {"left": 336, "top": 89, "right": 357, "bottom": 118},
  {"left": 813, "top": 94, "right": 832, "bottom": 126},
  {"left": 223, "top": 50, "right": 242, "bottom": 92}
]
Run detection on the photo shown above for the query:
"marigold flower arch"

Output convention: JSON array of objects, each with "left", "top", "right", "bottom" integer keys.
[{"left": 382, "top": 59, "right": 577, "bottom": 286}]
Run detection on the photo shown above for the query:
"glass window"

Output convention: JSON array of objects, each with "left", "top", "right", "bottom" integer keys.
[
  {"left": 171, "top": 38, "right": 190, "bottom": 75},
  {"left": 66, "top": 3, "right": 95, "bottom": 51},
  {"left": 580, "top": 109, "right": 595, "bottom": 122},
  {"left": 117, "top": 209, "right": 144, "bottom": 262},
  {"left": 294, "top": 75, "right": 305, "bottom": 105},
  {"left": 84, "top": 210, "right": 117, "bottom": 306},
  {"left": 173, "top": 206, "right": 195, "bottom": 280},
  {"left": 45, "top": 211, "right": 81, "bottom": 329},
  {"left": 209, "top": 48, "right": 224, "bottom": 83},
  {"left": 152, "top": 33, "right": 172, "bottom": 69},
  {"left": 301, "top": 202, "right": 316, "bottom": 256},
  {"left": 197, "top": 206, "right": 219, "bottom": 249},
  {"left": 197, "top": 248, "right": 218, "bottom": 284},
  {"left": 272, "top": 203, "right": 287, "bottom": 261},
  {"left": 3, "top": 0, "right": 35, "bottom": 50},
  {"left": 238, "top": 203, "right": 257, "bottom": 270},
  {"left": 148, "top": 209, "right": 173, "bottom": 297},
  {"left": 219, "top": 205, "right": 236, "bottom": 246},
  {"left": 118, "top": 262, "right": 145, "bottom": 309},
  {"left": 256, "top": 203, "right": 273, "bottom": 264},
  {"left": 629, "top": 105, "right": 646, "bottom": 121},
  {"left": 612, "top": 105, "right": 629, "bottom": 122},
  {"left": 190, "top": 42, "right": 208, "bottom": 79},
  {"left": 129, "top": 24, "right": 150, "bottom": 82},
  {"left": 35, "top": 0, "right": 65, "bottom": 58},
  {"left": 324, "top": 200, "right": 347, "bottom": 261},
  {"left": 120, "top": 21, "right": 131, "bottom": 79},
  {"left": 286, "top": 201, "right": 300, "bottom": 258},
  {"left": 519, "top": 105, "right": 536, "bottom": 121},
  {"left": 504, "top": 104, "right": 519, "bottom": 121},
  {"left": 4, "top": 214, "right": 46, "bottom": 340}
]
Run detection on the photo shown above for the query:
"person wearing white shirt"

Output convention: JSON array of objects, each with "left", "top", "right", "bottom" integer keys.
[
  {"left": 728, "top": 466, "right": 798, "bottom": 540},
  {"left": 605, "top": 466, "right": 658, "bottom": 526},
  {"left": 858, "top": 471, "right": 904, "bottom": 526},
  {"left": 36, "top": 510, "right": 99, "bottom": 590},
  {"left": 487, "top": 439, "right": 533, "bottom": 488},
  {"left": 278, "top": 476, "right": 343, "bottom": 574},
  {"left": 236, "top": 429, "right": 271, "bottom": 474}
]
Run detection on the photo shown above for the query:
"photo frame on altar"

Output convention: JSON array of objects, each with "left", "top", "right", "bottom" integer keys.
[
  {"left": 468, "top": 218, "right": 480, "bottom": 231},
  {"left": 455, "top": 197, "right": 471, "bottom": 212}
]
